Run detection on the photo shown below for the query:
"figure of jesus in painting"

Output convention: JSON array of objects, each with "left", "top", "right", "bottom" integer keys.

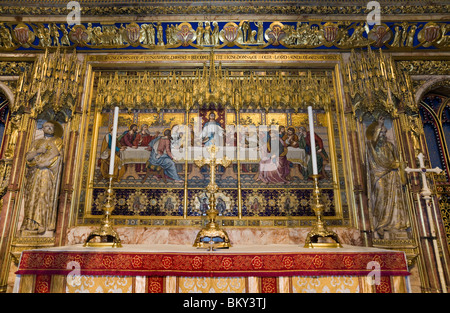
[{"left": 201, "top": 112, "right": 224, "bottom": 147}]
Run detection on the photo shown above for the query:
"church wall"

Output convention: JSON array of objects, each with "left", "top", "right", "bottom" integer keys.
[{"left": 0, "top": 1, "right": 449, "bottom": 292}]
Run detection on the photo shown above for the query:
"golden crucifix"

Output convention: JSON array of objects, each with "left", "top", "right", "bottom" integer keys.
[{"left": 193, "top": 145, "right": 232, "bottom": 249}]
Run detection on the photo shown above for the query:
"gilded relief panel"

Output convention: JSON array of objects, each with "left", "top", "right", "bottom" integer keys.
[{"left": 1, "top": 21, "right": 448, "bottom": 52}]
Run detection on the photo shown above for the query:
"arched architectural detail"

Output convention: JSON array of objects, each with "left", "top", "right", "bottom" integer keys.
[
  {"left": 0, "top": 82, "right": 14, "bottom": 107},
  {"left": 415, "top": 78, "right": 450, "bottom": 107}
]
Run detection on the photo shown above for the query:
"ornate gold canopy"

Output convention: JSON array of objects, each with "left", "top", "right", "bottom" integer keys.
[
  {"left": 345, "top": 47, "right": 417, "bottom": 117},
  {"left": 95, "top": 53, "right": 333, "bottom": 112},
  {"left": 13, "top": 47, "right": 85, "bottom": 118}
]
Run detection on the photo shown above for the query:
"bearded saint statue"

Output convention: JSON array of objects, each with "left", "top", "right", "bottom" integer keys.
[
  {"left": 365, "top": 116, "right": 410, "bottom": 239},
  {"left": 20, "top": 121, "right": 63, "bottom": 236}
]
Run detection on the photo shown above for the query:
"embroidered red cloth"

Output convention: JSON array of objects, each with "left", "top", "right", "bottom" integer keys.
[{"left": 16, "top": 245, "right": 409, "bottom": 277}]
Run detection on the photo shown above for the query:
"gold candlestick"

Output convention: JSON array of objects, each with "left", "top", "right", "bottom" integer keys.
[
  {"left": 84, "top": 176, "right": 122, "bottom": 248},
  {"left": 304, "top": 175, "right": 342, "bottom": 248}
]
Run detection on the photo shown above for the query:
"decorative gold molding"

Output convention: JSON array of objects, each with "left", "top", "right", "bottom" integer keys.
[
  {"left": 10, "top": 236, "right": 55, "bottom": 266},
  {"left": 0, "top": 61, "right": 33, "bottom": 76},
  {"left": 0, "top": 21, "right": 448, "bottom": 52},
  {"left": 13, "top": 47, "right": 85, "bottom": 117},
  {"left": 0, "top": 3, "right": 448, "bottom": 16},
  {"left": 87, "top": 53, "right": 340, "bottom": 63},
  {"left": 373, "top": 238, "right": 419, "bottom": 267},
  {"left": 398, "top": 60, "right": 450, "bottom": 76}
]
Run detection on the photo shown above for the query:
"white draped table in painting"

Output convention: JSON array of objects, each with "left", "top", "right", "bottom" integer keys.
[
  {"left": 173, "top": 147, "right": 306, "bottom": 164},
  {"left": 118, "top": 146, "right": 307, "bottom": 166},
  {"left": 119, "top": 147, "right": 151, "bottom": 164}
]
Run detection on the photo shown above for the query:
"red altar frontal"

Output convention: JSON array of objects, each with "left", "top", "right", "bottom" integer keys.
[{"left": 14, "top": 244, "right": 410, "bottom": 293}]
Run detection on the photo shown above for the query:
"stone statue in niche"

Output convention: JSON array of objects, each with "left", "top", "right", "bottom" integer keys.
[
  {"left": 365, "top": 115, "right": 410, "bottom": 239},
  {"left": 20, "top": 121, "right": 63, "bottom": 236}
]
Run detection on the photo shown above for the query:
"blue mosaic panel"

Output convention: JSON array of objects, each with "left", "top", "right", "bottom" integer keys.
[
  {"left": 92, "top": 188, "right": 184, "bottom": 217},
  {"left": 241, "top": 188, "right": 335, "bottom": 217}
]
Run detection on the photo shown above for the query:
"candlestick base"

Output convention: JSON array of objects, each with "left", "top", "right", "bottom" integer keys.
[
  {"left": 193, "top": 207, "right": 231, "bottom": 249},
  {"left": 84, "top": 177, "right": 122, "bottom": 248},
  {"left": 304, "top": 175, "right": 342, "bottom": 249}
]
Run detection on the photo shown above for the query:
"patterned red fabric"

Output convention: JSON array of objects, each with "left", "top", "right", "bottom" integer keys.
[
  {"left": 147, "top": 276, "right": 164, "bottom": 293},
  {"left": 376, "top": 276, "right": 392, "bottom": 293},
  {"left": 16, "top": 250, "right": 410, "bottom": 277},
  {"left": 261, "top": 277, "right": 277, "bottom": 293},
  {"left": 34, "top": 274, "right": 51, "bottom": 293}
]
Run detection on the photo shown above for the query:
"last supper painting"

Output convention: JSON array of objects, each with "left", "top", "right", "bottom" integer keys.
[{"left": 80, "top": 67, "right": 344, "bottom": 222}]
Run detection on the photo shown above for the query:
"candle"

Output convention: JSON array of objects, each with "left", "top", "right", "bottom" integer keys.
[
  {"left": 109, "top": 106, "right": 119, "bottom": 176},
  {"left": 307, "top": 106, "right": 318, "bottom": 176}
]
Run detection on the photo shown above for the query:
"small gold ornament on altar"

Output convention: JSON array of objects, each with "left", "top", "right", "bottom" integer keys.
[{"left": 193, "top": 145, "right": 232, "bottom": 249}]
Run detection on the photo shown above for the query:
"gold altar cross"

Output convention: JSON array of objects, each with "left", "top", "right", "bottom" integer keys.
[
  {"left": 193, "top": 145, "right": 232, "bottom": 249},
  {"left": 194, "top": 145, "right": 232, "bottom": 195}
]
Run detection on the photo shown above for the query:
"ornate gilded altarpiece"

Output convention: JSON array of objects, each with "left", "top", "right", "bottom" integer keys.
[
  {"left": 0, "top": 0, "right": 449, "bottom": 293},
  {"left": 75, "top": 53, "right": 353, "bottom": 229}
]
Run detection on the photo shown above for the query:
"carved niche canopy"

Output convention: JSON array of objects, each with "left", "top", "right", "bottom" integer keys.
[
  {"left": 344, "top": 48, "right": 417, "bottom": 118},
  {"left": 13, "top": 47, "right": 85, "bottom": 120}
]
